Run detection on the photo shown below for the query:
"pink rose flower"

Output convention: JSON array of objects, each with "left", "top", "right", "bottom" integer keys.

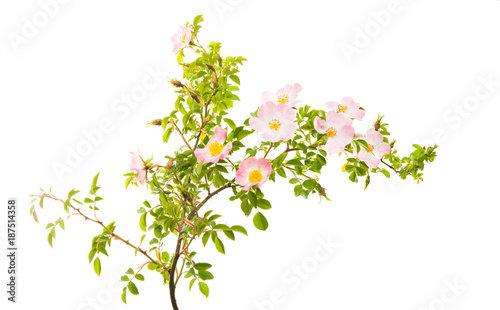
[
  {"left": 354, "top": 128, "right": 391, "bottom": 168},
  {"left": 235, "top": 157, "right": 272, "bottom": 191},
  {"left": 325, "top": 97, "right": 365, "bottom": 121},
  {"left": 314, "top": 111, "right": 355, "bottom": 154},
  {"left": 250, "top": 101, "right": 297, "bottom": 143},
  {"left": 194, "top": 127, "right": 232, "bottom": 164},
  {"left": 171, "top": 24, "right": 192, "bottom": 53},
  {"left": 130, "top": 152, "right": 146, "bottom": 185},
  {"left": 261, "top": 83, "right": 302, "bottom": 107}
]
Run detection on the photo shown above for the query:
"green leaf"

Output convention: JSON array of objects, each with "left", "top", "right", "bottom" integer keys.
[
  {"left": 47, "top": 233, "right": 53, "bottom": 247},
  {"left": 380, "top": 168, "right": 391, "bottom": 178},
  {"left": 161, "top": 251, "right": 170, "bottom": 263},
  {"left": 223, "top": 229, "right": 235, "bottom": 241},
  {"left": 121, "top": 275, "right": 129, "bottom": 281},
  {"left": 128, "top": 282, "right": 139, "bottom": 295},
  {"left": 349, "top": 172, "right": 358, "bottom": 183},
  {"left": 276, "top": 167, "right": 286, "bottom": 178},
  {"left": 231, "top": 225, "right": 248, "bottom": 236},
  {"left": 193, "top": 14, "right": 204, "bottom": 26},
  {"left": 159, "top": 191, "right": 168, "bottom": 207},
  {"left": 240, "top": 200, "right": 252, "bottom": 216},
  {"left": 303, "top": 179, "right": 317, "bottom": 190},
  {"left": 198, "top": 282, "right": 209, "bottom": 298},
  {"left": 125, "top": 268, "right": 135, "bottom": 275},
  {"left": 163, "top": 127, "right": 173, "bottom": 143},
  {"left": 122, "top": 288, "right": 127, "bottom": 304},
  {"left": 253, "top": 212, "right": 269, "bottom": 231},
  {"left": 275, "top": 153, "right": 288, "bottom": 167},
  {"left": 202, "top": 232, "right": 210, "bottom": 247},
  {"left": 88, "top": 249, "right": 97, "bottom": 263},
  {"left": 139, "top": 213, "right": 147, "bottom": 232},
  {"left": 224, "top": 118, "right": 236, "bottom": 130},
  {"left": 257, "top": 199, "right": 272, "bottom": 210},
  {"left": 212, "top": 233, "right": 225, "bottom": 254},
  {"left": 93, "top": 257, "right": 101, "bottom": 276},
  {"left": 194, "top": 263, "right": 212, "bottom": 271},
  {"left": 135, "top": 274, "right": 145, "bottom": 281},
  {"left": 229, "top": 75, "right": 240, "bottom": 85},
  {"left": 294, "top": 184, "right": 303, "bottom": 197},
  {"left": 197, "top": 270, "right": 214, "bottom": 280},
  {"left": 248, "top": 191, "right": 257, "bottom": 207},
  {"left": 147, "top": 263, "right": 158, "bottom": 271},
  {"left": 286, "top": 159, "right": 302, "bottom": 166},
  {"left": 92, "top": 172, "right": 100, "bottom": 188},
  {"left": 68, "top": 189, "right": 80, "bottom": 198},
  {"left": 189, "top": 279, "right": 196, "bottom": 291}
]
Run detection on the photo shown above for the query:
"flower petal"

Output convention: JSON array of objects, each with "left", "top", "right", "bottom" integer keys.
[
  {"left": 365, "top": 128, "right": 383, "bottom": 145},
  {"left": 314, "top": 117, "right": 327, "bottom": 134}
]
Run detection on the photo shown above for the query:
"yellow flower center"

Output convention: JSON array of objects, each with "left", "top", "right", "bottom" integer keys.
[
  {"left": 367, "top": 144, "right": 374, "bottom": 152},
  {"left": 337, "top": 104, "right": 348, "bottom": 113},
  {"left": 180, "top": 34, "right": 186, "bottom": 43},
  {"left": 326, "top": 127, "right": 337, "bottom": 138},
  {"left": 208, "top": 141, "right": 224, "bottom": 156},
  {"left": 276, "top": 94, "right": 289, "bottom": 104},
  {"left": 248, "top": 169, "right": 263, "bottom": 183},
  {"left": 268, "top": 118, "right": 282, "bottom": 131}
]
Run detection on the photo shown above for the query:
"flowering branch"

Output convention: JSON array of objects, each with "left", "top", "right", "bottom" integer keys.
[{"left": 30, "top": 14, "right": 438, "bottom": 310}]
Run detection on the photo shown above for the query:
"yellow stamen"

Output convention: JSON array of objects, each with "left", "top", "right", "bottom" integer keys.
[
  {"left": 268, "top": 118, "right": 282, "bottom": 131},
  {"left": 208, "top": 141, "right": 224, "bottom": 156},
  {"left": 326, "top": 127, "right": 337, "bottom": 138},
  {"left": 367, "top": 144, "right": 374, "bottom": 152},
  {"left": 248, "top": 169, "right": 263, "bottom": 183},
  {"left": 337, "top": 104, "right": 348, "bottom": 113},
  {"left": 180, "top": 34, "right": 186, "bottom": 43},
  {"left": 276, "top": 94, "right": 289, "bottom": 104}
]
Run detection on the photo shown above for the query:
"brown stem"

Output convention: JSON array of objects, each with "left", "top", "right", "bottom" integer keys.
[
  {"left": 169, "top": 234, "right": 183, "bottom": 310},
  {"left": 263, "top": 143, "right": 273, "bottom": 159},
  {"left": 381, "top": 159, "right": 409, "bottom": 174},
  {"left": 41, "top": 194, "right": 161, "bottom": 266},
  {"left": 167, "top": 180, "right": 234, "bottom": 310},
  {"left": 172, "top": 121, "right": 193, "bottom": 151}
]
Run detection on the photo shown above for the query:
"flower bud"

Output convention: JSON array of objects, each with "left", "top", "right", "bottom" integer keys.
[
  {"left": 205, "top": 63, "right": 216, "bottom": 72},
  {"left": 170, "top": 79, "right": 185, "bottom": 88},
  {"left": 189, "top": 90, "right": 200, "bottom": 103},
  {"left": 150, "top": 119, "right": 162, "bottom": 126}
]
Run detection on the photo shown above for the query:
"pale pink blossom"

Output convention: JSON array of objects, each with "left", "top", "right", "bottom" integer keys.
[
  {"left": 235, "top": 157, "right": 272, "bottom": 191},
  {"left": 314, "top": 111, "right": 354, "bottom": 154},
  {"left": 250, "top": 102, "right": 297, "bottom": 142},
  {"left": 171, "top": 24, "right": 192, "bottom": 53},
  {"left": 261, "top": 83, "right": 302, "bottom": 107},
  {"left": 325, "top": 97, "right": 365, "bottom": 121},
  {"left": 354, "top": 128, "right": 391, "bottom": 168},
  {"left": 194, "top": 127, "right": 232, "bottom": 164},
  {"left": 130, "top": 152, "right": 146, "bottom": 185}
]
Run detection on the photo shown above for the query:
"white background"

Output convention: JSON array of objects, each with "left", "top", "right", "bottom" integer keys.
[{"left": 1, "top": 0, "right": 500, "bottom": 309}]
